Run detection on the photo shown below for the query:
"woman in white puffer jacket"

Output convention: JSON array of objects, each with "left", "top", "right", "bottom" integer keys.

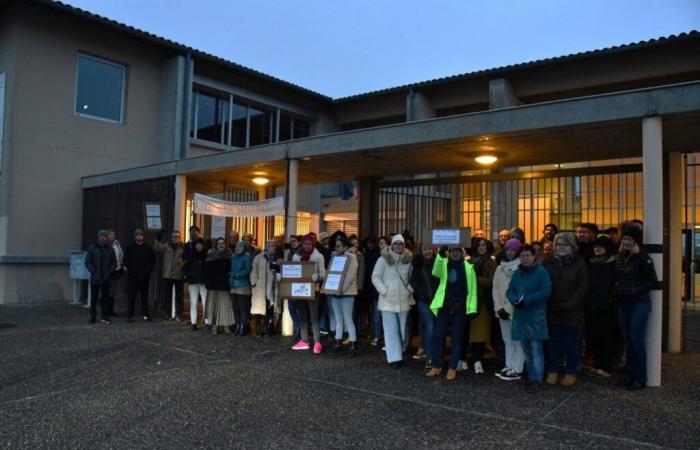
[
  {"left": 372, "top": 234, "right": 414, "bottom": 368},
  {"left": 492, "top": 239, "right": 526, "bottom": 381}
]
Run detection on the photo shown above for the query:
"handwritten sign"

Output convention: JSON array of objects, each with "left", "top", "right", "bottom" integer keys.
[
  {"left": 329, "top": 255, "right": 348, "bottom": 272},
  {"left": 433, "top": 229, "right": 461, "bottom": 245},
  {"left": 282, "top": 264, "right": 302, "bottom": 279},
  {"left": 291, "top": 282, "right": 312, "bottom": 298},
  {"left": 324, "top": 273, "right": 342, "bottom": 292}
]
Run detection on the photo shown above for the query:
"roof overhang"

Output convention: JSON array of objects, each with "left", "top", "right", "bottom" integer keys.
[{"left": 82, "top": 81, "right": 700, "bottom": 191}]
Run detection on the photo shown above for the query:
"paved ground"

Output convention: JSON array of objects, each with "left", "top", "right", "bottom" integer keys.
[{"left": 1, "top": 304, "right": 699, "bottom": 449}]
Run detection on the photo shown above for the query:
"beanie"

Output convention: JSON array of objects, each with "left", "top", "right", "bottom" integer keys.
[
  {"left": 97, "top": 229, "right": 108, "bottom": 239},
  {"left": 592, "top": 235, "right": 615, "bottom": 254},
  {"left": 133, "top": 228, "right": 145, "bottom": 238},
  {"left": 504, "top": 239, "right": 522, "bottom": 252},
  {"left": 621, "top": 225, "right": 643, "bottom": 246},
  {"left": 391, "top": 234, "right": 405, "bottom": 245}
]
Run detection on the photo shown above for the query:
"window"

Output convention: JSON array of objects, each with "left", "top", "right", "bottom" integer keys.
[
  {"left": 279, "top": 113, "right": 292, "bottom": 142},
  {"left": 279, "top": 113, "right": 310, "bottom": 142},
  {"left": 75, "top": 54, "right": 125, "bottom": 123},
  {"left": 293, "top": 119, "right": 310, "bottom": 139},
  {"left": 231, "top": 101, "right": 248, "bottom": 147},
  {"left": 195, "top": 92, "right": 225, "bottom": 143},
  {"left": 249, "top": 105, "right": 273, "bottom": 146}
]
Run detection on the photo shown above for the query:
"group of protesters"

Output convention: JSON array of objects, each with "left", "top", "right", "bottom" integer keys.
[{"left": 85, "top": 219, "right": 657, "bottom": 392}]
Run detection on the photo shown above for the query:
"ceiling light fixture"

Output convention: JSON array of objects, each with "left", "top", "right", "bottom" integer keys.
[
  {"left": 252, "top": 177, "right": 269, "bottom": 186},
  {"left": 475, "top": 154, "right": 498, "bottom": 165}
]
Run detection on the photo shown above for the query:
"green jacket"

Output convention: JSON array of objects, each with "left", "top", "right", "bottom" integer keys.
[{"left": 429, "top": 254, "right": 478, "bottom": 316}]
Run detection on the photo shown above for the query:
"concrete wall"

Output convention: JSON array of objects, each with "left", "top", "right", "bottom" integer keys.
[{"left": 0, "top": 3, "right": 169, "bottom": 303}]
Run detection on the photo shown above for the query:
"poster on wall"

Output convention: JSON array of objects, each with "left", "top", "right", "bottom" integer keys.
[
  {"left": 210, "top": 216, "right": 226, "bottom": 240},
  {"left": 144, "top": 202, "right": 163, "bottom": 231}
]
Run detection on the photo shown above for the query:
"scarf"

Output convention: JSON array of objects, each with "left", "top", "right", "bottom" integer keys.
[
  {"left": 500, "top": 257, "right": 520, "bottom": 275},
  {"left": 297, "top": 234, "right": 316, "bottom": 261},
  {"left": 206, "top": 248, "right": 232, "bottom": 262},
  {"left": 554, "top": 253, "right": 574, "bottom": 265}
]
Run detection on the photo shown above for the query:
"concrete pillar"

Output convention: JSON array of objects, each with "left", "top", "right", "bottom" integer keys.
[
  {"left": 157, "top": 56, "right": 188, "bottom": 161},
  {"left": 642, "top": 116, "right": 663, "bottom": 387},
  {"left": 285, "top": 159, "right": 298, "bottom": 241},
  {"left": 406, "top": 91, "right": 435, "bottom": 121},
  {"left": 174, "top": 175, "right": 187, "bottom": 235},
  {"left": 257, "top": 186, "right": 266, "bottom": 243},
  {"left": 667, "top": 151, "right": 682, "bottom": 353},
  {"left": 489, "top": 78, "right": 520, "bottom": 109},
  {"left": 358, "top": 177, "right": 379, "bottom": 239}
]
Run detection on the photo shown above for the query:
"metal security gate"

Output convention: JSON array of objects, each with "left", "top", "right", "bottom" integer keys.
[{"left": 377, "top": 165, "right": 644, "bottom": 241}]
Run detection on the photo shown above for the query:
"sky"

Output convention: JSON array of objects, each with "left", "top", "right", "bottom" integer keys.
[{"left": 63, "top": 0, "right": 700, "bottom": 98}]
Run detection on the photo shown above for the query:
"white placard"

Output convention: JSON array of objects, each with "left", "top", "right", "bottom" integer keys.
[
  {"left": 324, "top": 273, "right": 342, "bottom": 291},
  {"left": 282, "top": 264, "right": 302, "bottom": 279},
  {"left": 291, "top": 282, "right": 312, "bottom": 297},
  {"left": 432, "top": 229, "right": 461, "bottom": 245},
  {"left": 147, "top": 217, "right": 162, "bottom": 230},
  {"left": 145, "top": 204, "right": 161, "bottom": 217},
  {"left": 329, "top": 255, "right": 347, "bottom": 273},
  {"left": 210, "top": 215, "right": 226, "bottom": 239}
]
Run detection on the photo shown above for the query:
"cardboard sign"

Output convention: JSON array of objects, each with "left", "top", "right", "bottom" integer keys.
[
  {"left": 279, "top": 261, "right": 317, "bottom": 300},
  {"left": 321, "top": 254, "right": 351, "bottom": 295},
  {"left": 279, "top": 262, "right": 316, "bottom": 279},
  {"left": 422, "top": 228, "right": 472, "bottom": 247}
]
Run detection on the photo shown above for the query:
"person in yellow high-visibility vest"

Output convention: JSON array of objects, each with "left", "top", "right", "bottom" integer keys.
[{"left": 426, "top": 245, "right": 478, "bottom": 380}]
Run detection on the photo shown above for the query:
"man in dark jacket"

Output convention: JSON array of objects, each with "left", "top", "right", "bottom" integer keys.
[
  {"left": 576, "top": 222, "right": 598, "bottom": 262},
  {"left": 123, "top": 229, "right": 156, "bottom": 322},
  {"left": 85, "top": 229, "right": 117, "bottom": 324},
  {"left": 410, "top": 247, "right": 439, "bottom": 365}
]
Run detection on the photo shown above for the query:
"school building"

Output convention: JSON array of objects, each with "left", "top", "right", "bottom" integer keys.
[{"left": 1, "top": 0, "right": 699, "bottom": 385}]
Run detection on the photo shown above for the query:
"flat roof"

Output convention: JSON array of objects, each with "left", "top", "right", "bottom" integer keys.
[{"left": 14, "top": 1, "right": 699, "bottom": 102}]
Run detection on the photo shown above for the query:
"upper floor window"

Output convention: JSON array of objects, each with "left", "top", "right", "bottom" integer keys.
[
  {"left": 74, "top": 54, "right": 126, "bottom": 123},
  {"left": 191, "top": 86, "right": 311, "bottom": 148}
]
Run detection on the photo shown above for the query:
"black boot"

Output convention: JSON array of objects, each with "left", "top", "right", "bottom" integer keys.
[
  {"left": 348, "top": 342, "right": 358, "bottom": 358},
  {"left": 331, "top": 339, "right": 343, "bottom": 354},
  {"left": 240, "top": 323, "right": 250, "bottom": 336}
]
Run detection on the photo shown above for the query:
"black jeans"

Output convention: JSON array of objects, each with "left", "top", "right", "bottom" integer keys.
[
  {"left": 127, "top": 275, "right": 151, "bottom": 319},
  {"left": 162, "top": 279, "right": 184, "bottom": 317},
  {"left": 590, "top": 308, "right": 618, "bottom": 373},
  {"left": 90, "top": 283, "right": 110, "bottom": 321},
  {"left": 231, "top": 293, "right": 251, "bottom": 327}
]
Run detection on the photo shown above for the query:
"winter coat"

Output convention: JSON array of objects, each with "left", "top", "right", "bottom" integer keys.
[
  {"left": 331, "top": 249, "right": 359, "bottom": 296},
  {"left": 615, "top": 250, "right": 658, "bottom": 303},
  {"left": 123, "top": 241, "right": 155, "bottom": 282},
  {"left": 292, "top": 247, "right": 326, "bottom": 290},
  {"left": 492, "top": 258, "right": 520, "bottom": 316},
  {"left": 429, "top": 254, "right": 477, "bottom": 316},
  {"left": 586, "top": 256, "right": 618, "bottom": 311},
  {"left": 85, "top": 242, "right": 116, "bottom": 285},
  {"left": 356, "top": 251, "right": 365, "bottom": 293},
  {"left": 229, "top": 253, "right": 253, "bottom": 289},
  {"left": 363, "top": 249, "right": 380, "bottom": 298},
  {"left": 506, "top": 264, "right": 552, "bottom": 341},
  {"left": 410, "top": 254, "right": 439, "bottom": 304},
  {"left": 182, "top": 250, "right": 207, "bottom": 284},
  {"left": 251, "top": 252, "right": 280, "bottom": 315},
  {"left": 372, "top": 248, "right": 414, "bottom": 313},
  {"left": 203, "top": 256, "right": 231, "bottom": 291},
  {"left": 470, "top": 255, "right": 496, "bottom": 342},
  {"left": 544, "top": 255, "right": 589, "bottom": 331},
  {"left": 156, "top": 241, "right": 184, "bottom": 280}
]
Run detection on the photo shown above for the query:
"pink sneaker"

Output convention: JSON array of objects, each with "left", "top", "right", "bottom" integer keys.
[
  {"left": 313, "top": 342, "right": 323, "bottom": 354},
  {"left": 292, "top": 340, "right": 310, "bottom": 350}
]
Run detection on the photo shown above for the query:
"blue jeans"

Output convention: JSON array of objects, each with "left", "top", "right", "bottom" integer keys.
[
  {"left": 288, "top": 300, "right": 301, "bottom": 338},
  {"left": 431, "top": 309, "right": 467, "bottom": 370},
  {"left": 521, "top": 339, "right": 545, "bottom": 383},
  {"left": 331, "top": 295, "right": 356, "bottom": 341},
  {"left": 547, "top": 324, "right": 582, "bottom": 375},
  {"left": 372, "top": 298, "right": 383, "bottom": 339},
  {"left": 619, "top": 300, "right": 651, "bottom": 384},
  {"left": 381, "top": 310, "right": 408, "bottom": 363},
  {"left": 417, "top": 302, "right": 436, "bottom": 364}
]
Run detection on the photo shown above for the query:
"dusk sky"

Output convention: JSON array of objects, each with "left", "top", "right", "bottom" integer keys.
[{"left": 64, "top": 0, "right": 700, "bottom": 98}]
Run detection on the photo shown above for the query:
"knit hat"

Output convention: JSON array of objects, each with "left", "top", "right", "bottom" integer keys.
[
  {"left": 592, "top": 235, "right": 615, "bottom": 254},
  {"left": 391, "top": 234, "right": 405, "bottom": 245},
  {"left": 504, "top": 239, "right": 522, "bottom": 252},
  {"left": 97, "top": 229, "right": 108, "bottom": 239},
  {"left": 621, "top": 225, "right": 643, "bottom": 246},
  {"left": 301, "top": 234, "right": 316, "bottom": 245},
  {"left": 133, "top": 228, "right": 144, "bottom": 237},
  {"left": 318, "top": 232, "right": 329, "bottom": 242}
]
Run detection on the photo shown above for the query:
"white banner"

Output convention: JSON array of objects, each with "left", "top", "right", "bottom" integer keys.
[{"left": 193, "top": 193, "right": 285, "bottom": 218}]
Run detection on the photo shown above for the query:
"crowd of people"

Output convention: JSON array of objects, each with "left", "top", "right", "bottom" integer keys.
[{"left": 84, "top": 219, "right": 657, "bottom": 393}]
